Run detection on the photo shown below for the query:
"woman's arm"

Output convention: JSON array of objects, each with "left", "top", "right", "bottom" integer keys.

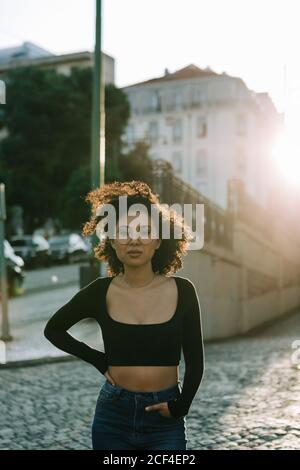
[
  {"left": 167, "top": 279, "right": 205, "bottom": 418},
  {"left": 44, "top": 281, "right": 108, "bottom": 375}
]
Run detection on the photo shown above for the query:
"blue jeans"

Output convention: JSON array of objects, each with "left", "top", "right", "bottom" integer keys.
[{"left": 91, "top": 379, "right": 188, "bottom": 450}]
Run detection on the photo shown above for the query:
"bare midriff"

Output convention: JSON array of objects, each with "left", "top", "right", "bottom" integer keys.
[
  {"left": 106, "top": 274, "right": 179, "bottom": 392},
  {"left": 108, "top": 365, "right": 179, "bottom": 392}
]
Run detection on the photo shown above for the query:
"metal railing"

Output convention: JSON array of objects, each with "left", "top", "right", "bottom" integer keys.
[{"left": 151, "top": 159, "right": 233, "bottom": 250}]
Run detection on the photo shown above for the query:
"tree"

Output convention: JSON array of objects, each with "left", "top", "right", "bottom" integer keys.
[
  {"left": 119, "top": 140, "right": 154, "bottom": 185},
  {"left": 0, "top": 66, "right": 133, "bottom": 233},
  {"left": 56, "top": 164, "right": 91, "bottom": 231},
  {"left": 104, "top": 83, "right": 130, "bottom": 182},
  {"left": 0, "top": 66, "right": 93, "bottom": 231}
]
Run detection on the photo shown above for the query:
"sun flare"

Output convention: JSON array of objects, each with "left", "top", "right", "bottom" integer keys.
[{"left": 271, "top": 130, "right": 300, "bottom": 187}]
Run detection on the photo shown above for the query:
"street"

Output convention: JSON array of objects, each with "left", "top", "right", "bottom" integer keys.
[
  {"left": 1, "top": 307, "right": 299, "bottom": 450},
  {"left": 1, "top": 0, "right": 300, "bottom": 455}
]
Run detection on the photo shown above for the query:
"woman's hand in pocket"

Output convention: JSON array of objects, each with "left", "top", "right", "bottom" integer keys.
[{"left": 145, "top": 402, "right": 172, "bottom": 418}]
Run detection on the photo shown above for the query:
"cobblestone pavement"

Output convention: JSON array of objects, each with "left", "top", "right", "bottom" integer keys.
[{"left": 0, "top": 309, "right": 300, "bottom": 450}]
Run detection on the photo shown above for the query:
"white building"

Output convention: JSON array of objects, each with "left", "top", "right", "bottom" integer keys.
[{"left": 122, "top": 64, "right": 281, "bottom": 210}]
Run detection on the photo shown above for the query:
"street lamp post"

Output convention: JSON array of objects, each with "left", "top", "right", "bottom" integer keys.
[
  {"left": 89, "top": 0, "right": 106, "bottom": 280},
  {"left": 91, "top": 0, "right": 105, "bottom": 190}
]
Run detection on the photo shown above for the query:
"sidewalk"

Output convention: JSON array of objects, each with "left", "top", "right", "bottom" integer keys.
[
  {"left": 0, "top": 282, "right": 104, "bottom": 368},
  {"left": 22, "top": 263, "right": 80, "bottom": 294},
  {"left": 1, "top": 302, "right": 300, "bottom": 449}
]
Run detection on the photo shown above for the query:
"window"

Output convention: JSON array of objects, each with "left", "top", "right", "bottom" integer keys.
[
  {"left": 236, "top": 114, "right": 247, "bottom": 135},
  {"left": 174, "top": 90, "right": 183, "bottom": 110},
  {"left": 165, "top": 89, "right": 183, "bottom": 111},
  {"left": 165, "top": 91, "right": 174, "bottom": 111},
  {"left": 141, "top": 92, "right": 156, "bottom": 113},
  {"left": 196, "top": 116, "right": 207, "bottom": 138},
  {"left": 147, "top": 91, "right": 161, "bottom": 112},
  {"left": 172, "top": 118, "right": 182, "bottom": 143},
  {"left": 191, "top": 87, "right": 206, "bottom": 107},
  {"left": 148, "top": 121, "right": 159, "bottom": 144},
  {"left": 195, "top": 149, "right": 207, "bottom": 176},
  {"left": 172, "top": 151, "right": 182, "bottom": 173}
]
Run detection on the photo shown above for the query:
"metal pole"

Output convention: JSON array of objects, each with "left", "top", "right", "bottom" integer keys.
[
  {"left": 91, "top": 0, "right": 105, "bottom": 190},
  {"left": 0, "top": 183, "right": 12, "bottom": 341},
  {"left": 90, "top": 0, "right": 106, "bottom": 277}
]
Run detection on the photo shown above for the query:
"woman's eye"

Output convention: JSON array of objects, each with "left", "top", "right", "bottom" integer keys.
[
  {"left": 140, "top": 226, "right": 150, "bottom": 237},
  {"left": 117, "top": 225, "right": 151, "bottom": 238}
]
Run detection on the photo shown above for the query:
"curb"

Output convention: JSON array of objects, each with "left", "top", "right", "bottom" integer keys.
[
  {"left": 0, "top": 354, "right": 79, "bottom": 369},
  {"left": 23, "top": 280, "right": 78, "bottom": 297}
]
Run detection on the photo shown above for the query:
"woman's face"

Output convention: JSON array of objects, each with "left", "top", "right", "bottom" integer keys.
[{"left": 110, "top": 213, "right": 161, "bottom": 269}]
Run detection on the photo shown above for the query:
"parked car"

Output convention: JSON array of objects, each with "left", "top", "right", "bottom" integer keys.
[
  {"left": 48, "top": 233, "right": 90, "bottom": 265},
  {"left": 9, "top": 235, "right": 51, "bottom": 269},
  {"left": 4, "top": 240, "right": 25, "bottom": 296}
]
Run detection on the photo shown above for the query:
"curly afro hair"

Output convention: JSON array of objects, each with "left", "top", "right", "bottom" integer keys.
[{"left": 82, "top": 180, "right": 193, "bottom": 277}]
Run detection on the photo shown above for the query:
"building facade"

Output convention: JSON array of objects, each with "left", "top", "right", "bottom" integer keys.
[
  {"left": 0, "top": 41, "right": 115, "bottom": 142},
  {"left": 0, "top": 41, "right": 115, "bottom": 84},
  {"left": 122, "top": 64, "right": 281, "bottom": 210}
]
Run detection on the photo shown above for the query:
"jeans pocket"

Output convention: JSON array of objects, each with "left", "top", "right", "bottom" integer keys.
[
  {"left": 156, "top": 411, "right": 183, "bottom": 427},
  {"left": 98, "top": 387, "right": 119, "bottom": 403},
  {"left": 158, "top": 410, "right": 180, "bottom": 422},
  {"left": 150, "top": 394, "right": 181, "bottom": 422}
]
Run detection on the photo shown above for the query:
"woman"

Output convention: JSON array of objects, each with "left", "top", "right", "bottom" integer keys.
[{"left": 44, "top": 181, "right": 205, "bottom": 450}]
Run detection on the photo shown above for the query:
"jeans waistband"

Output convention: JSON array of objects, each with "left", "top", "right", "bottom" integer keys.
[{"left": 102, "top": 379, "right": 181, "bottom": 401}]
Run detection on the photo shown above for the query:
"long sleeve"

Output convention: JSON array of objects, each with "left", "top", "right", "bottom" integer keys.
[
  {"left": 44, "top": 280, "right": 108, "bottom": 375},
  {"left": 167, "top": 279, "right": 205, "bottom": 418}
]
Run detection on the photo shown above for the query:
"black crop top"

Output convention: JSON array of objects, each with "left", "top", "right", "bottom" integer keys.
[{"left": 44, "top": 275, "right": 205, "bottom": 419}]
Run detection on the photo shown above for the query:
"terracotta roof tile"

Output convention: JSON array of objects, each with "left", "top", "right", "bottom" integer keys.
[{"left": 124, "top": 64, "right": 219, "bottom": 88}]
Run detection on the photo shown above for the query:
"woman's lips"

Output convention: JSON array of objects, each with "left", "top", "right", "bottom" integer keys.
[{"left": 127, "top": 251, "right": 142, "bottom": 256}]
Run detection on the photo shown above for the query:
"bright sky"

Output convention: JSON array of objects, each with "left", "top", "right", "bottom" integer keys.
[{"left": 1, "top": 0, "right": 300, "bottom": 114}]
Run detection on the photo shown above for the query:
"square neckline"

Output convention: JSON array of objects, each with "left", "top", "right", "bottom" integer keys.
[{"left": 103, "top": 275, "right": 181, "bottom": 326}]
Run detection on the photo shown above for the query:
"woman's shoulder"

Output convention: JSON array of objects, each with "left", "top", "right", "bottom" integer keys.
[
  {"left": 78, "top": 276, "right": 112, "bottom": 296},
  {"left": 172, "top": 274, "right": 195, "bottom": 290}
]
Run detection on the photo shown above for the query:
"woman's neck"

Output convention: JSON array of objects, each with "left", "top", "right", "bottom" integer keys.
[{"left": 120, "top": 269, "right": 158, "bottom": 288}]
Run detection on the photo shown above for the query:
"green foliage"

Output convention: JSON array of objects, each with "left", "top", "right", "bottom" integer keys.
[
  {"left": 119, "top": 141, "right": 154, "bottom": 185},
  {"left": 0, "top": 66, "right": 93, "bottom": 231},
  {"left": 0, "top": 65, "right": 152, "bottom": 234},
  {"left": 56, "top": 164, "right": 91, "bottom": 231}
]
